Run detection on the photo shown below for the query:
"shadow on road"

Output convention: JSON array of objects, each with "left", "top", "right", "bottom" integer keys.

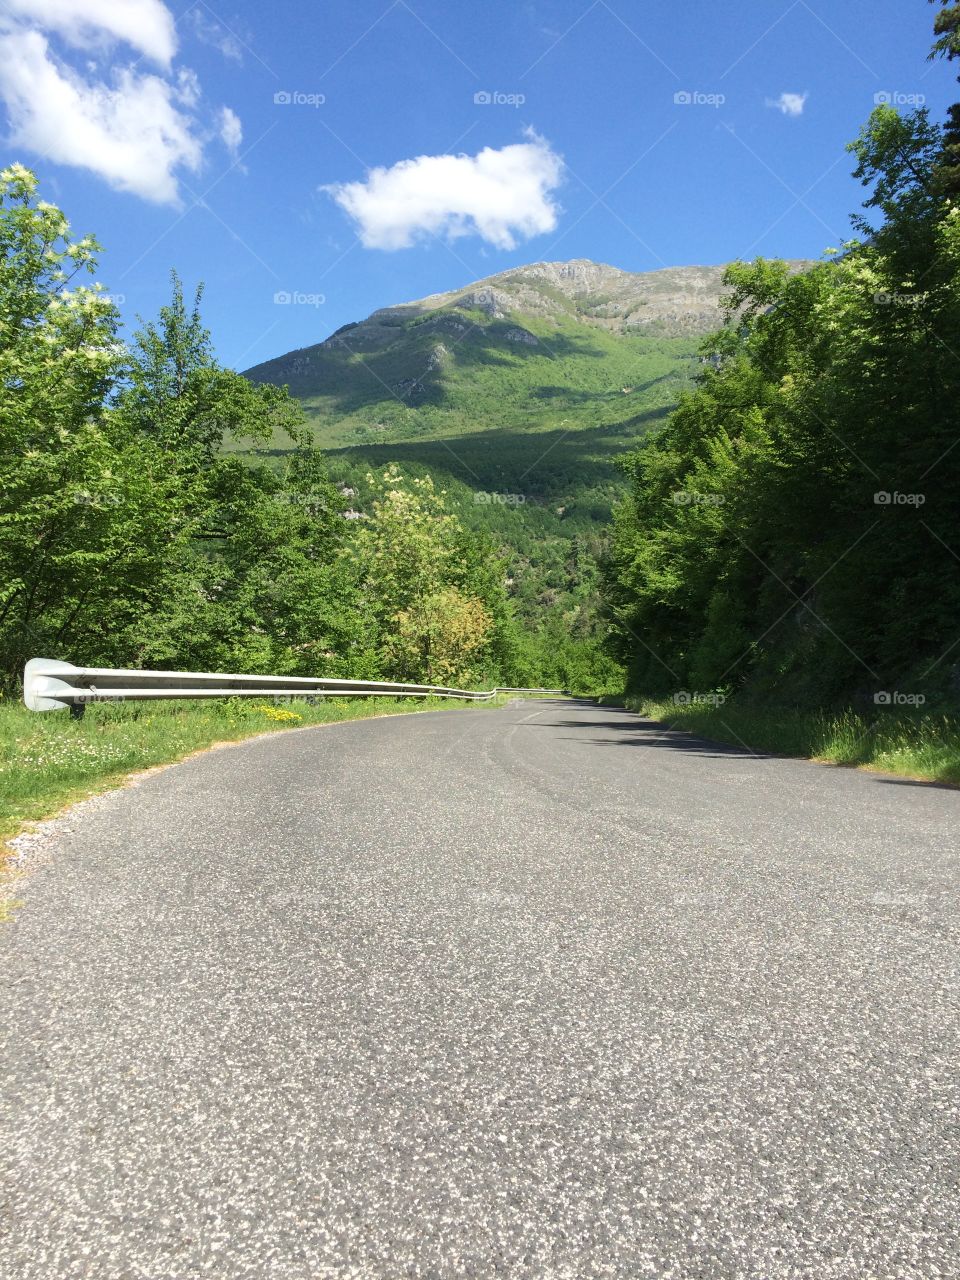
[
  {"left": 515, "top": 715, "right": 774, "bottom": 760},
  {"left": 520, "top": 710, "right": 960, "bottom": 790}
]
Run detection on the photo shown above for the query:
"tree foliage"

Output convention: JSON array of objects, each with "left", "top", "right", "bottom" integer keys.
[
  {"left": 930, "top": 0, "right": 960, "bottom": 193},
  {"left": 603, "top": 94, "right": 960, "bottom": 706},
  {"left": 0, "top": 168, "right": 527, "bottom": 693}
]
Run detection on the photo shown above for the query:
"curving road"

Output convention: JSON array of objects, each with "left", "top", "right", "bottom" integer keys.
[{"left": 2, "top": 698, "right": 959, "bottom": 1279}]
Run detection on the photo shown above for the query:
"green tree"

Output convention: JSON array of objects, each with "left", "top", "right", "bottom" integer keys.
[
  {"left": 603, "top": 99, "right": 960, "bottom": 706},
  {"left": 0, "top": 169, "right": 363, "bottom": 687},
  {"left": 0, "top": 164, "right": 175, "bottom": 686},
  {"left": 351, "top": 466, "right": 510, "bottom": 684},
  {"left": 930, "top": 0, "right": 960, "bottom": 193},
  {"left": 389, "top": 587, "right": 493, "bottom": 685},
  {"left": 112, "top": 277, "right": 357, "bottom": 675}
]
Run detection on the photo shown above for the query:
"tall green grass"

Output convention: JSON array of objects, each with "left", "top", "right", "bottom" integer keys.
[{"left": 626, "top": 696, "right": 960, "bottom": 785}]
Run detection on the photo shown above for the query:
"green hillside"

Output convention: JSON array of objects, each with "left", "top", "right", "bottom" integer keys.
[
  {"left": 240, "top": 258, "right": 803, "bottom": 671},
  {"left": 240, "top": 258, "right": 744, "bottom": 522},
  {"left": 241, "top": 258, "right": 761, "bottom": 449}
]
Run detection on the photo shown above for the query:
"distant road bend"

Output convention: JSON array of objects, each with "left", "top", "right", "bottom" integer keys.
[{"left": 2, "top": 698, "right": 958, "bottom": 1278}]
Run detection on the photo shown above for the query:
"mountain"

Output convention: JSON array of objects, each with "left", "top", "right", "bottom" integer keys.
[
  {"left": 243, "top": 259, "right": 811, "bottom": 452},
  {"left": 367, "top": 259, "right": 734, "bottom": 335},
  {"left": 241, "top": 258, "right": 809, "bottom": 634}
]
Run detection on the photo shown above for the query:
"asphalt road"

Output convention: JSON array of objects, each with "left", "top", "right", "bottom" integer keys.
[{"left": 2, "top": 698, "right": 959, "bottom": 1279}]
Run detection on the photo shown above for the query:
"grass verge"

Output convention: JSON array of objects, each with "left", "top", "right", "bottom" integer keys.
[
  {"left": 621, "top": 695, "right": 960, "bottom": 786},
  {"left": 1, "top": 694, "right": 510, "bottom": 895}
]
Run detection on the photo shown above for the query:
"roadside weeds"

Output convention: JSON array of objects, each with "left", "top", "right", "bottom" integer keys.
[{"left": 610, "top": 695, "right": 960, "bottom": 789}]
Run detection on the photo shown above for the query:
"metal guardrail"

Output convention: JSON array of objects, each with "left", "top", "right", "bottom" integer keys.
[{"left": 23, "top": 659, "right": 566, "bottom": 715}]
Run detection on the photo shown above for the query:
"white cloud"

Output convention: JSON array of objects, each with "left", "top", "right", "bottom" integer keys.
[
  {"left": 0, "top": 1, "right": 245, "bottom": 204},
  {"left": 0, "top": 29, "right": 202, "bottom": 203},
  {"left": 188, "top": 8, "right": 243, "bottom": 63},
  {"left": 767, "top": 91, "right": 808, "bottom": 118},
  {"left": 3, "top": 0, "right": 177, "bottom": 66},
  {"left": 219, "top": 105, "right": 243, "bottom": 155},
  {"left": 324, "top": 131, "right": 564, "bottom": 251},
  {"left": 175, "top": 67, "right": 201, "bottom": 109}
]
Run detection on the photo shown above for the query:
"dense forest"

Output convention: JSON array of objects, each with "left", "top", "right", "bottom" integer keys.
[
  {"left": 0, "top": 164, "right": 629, "bottom": 695},
  {"left": 0, "top": 169, "right": 548, "bottom": 695},
  {"left": 237, "top": 422, "right": 634, "bottom": 697},
  {"left": 604, "top": 5, "right": 960, "bottom": 711}
]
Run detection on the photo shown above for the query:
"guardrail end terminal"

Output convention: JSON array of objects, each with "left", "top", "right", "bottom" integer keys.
[{"left": 23, "top": 658, "right": 81, "bottom": 713}]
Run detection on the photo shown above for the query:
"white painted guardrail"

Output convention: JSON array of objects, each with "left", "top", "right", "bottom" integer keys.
[{"left": 23, "top": 659, "right": 566, "bottom": 716}]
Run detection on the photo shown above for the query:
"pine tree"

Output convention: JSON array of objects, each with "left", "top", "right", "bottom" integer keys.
[{"left": 930, "top": 0, "right": 960, "bottom": 194}]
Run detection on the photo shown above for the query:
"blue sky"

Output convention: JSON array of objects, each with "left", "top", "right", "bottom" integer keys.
[{"left": 0, "top": 0, "right": 953, "bottom": 369}]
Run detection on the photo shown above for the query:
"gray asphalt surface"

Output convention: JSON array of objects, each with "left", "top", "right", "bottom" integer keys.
[{"left": 2, "top": 697, "right": 959, "bottom": 1279}]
